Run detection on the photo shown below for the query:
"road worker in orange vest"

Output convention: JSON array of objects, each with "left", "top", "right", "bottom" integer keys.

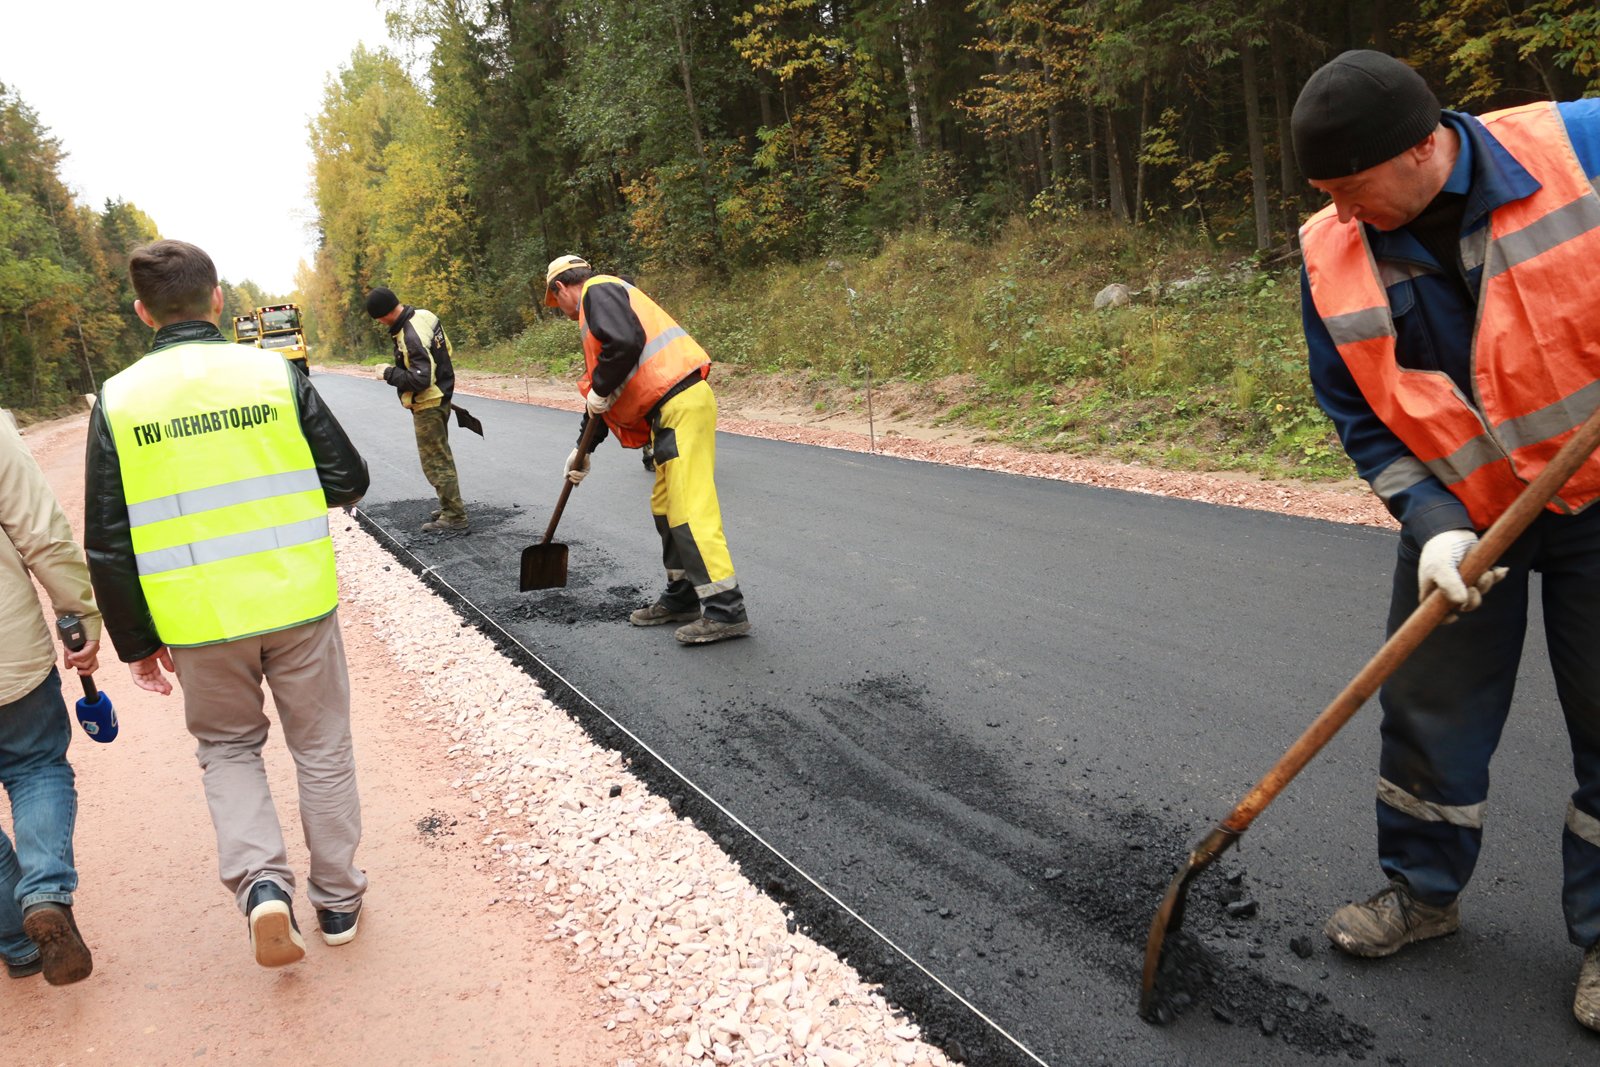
[
  {"left": 1294, "top": 50, "right": 1600, "bottom": 1031},
  {"left": 545, "top": 255, "right": 751, "bottom": 645}
]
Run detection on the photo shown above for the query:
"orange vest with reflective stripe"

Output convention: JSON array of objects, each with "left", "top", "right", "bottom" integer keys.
[
  {"left": 578, "top": 277, "right": 710, "bottom": 449},
  {"left": 1302, "top": 102, "right": 1600, "bottom": 529}
]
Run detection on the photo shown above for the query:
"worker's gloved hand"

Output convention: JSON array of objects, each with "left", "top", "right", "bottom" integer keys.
[
  {"left": 1418, "top": 528, "right": 1507, "bottom": 619},
  {"left": 585, "top": 389, "right": 615, "bottom": 416},
  {"left": 377, "top": 365, "right": 390, "bottom": 381},
  {"left": 564, "top": 448, "right": 591, "bottom": 485}
]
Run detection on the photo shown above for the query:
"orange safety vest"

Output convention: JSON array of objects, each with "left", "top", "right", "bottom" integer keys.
[
  {"left": 1302, "top": 102, "right": 1600, "bottom": 530},
  {"left": 578, "top": 276, "right": 710, "bottom": 449}
]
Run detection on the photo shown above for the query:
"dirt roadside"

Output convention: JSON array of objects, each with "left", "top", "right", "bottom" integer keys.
[{"left": 3, "top": 416, "right": 645, "bottom": 1066}]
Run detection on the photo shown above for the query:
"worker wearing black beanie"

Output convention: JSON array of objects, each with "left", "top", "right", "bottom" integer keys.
[
  {"left": 1291, "top": 50, "right": 1442, "bottom": 181},
  {"left": 1296, "top": 46, "right": 1600, "bottom": 1041}
]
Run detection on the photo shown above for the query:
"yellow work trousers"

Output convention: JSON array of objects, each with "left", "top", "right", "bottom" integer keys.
[{"left": 649, "top": 380, "right": 746, "bottom": 623}]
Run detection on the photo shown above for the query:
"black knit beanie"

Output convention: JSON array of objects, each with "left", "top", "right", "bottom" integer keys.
[
  {"left": 1292, "top": 51, "right": 1442, "bottom": 180},
  {"left": 364, "top": 287, "right": 400, "bottom": 318}
]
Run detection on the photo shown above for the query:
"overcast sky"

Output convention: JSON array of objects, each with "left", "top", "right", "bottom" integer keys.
[{"left": 6, "top": 1, "right": 404, "bottom": 293}]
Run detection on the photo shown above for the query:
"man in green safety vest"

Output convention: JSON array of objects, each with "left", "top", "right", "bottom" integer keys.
[{"left": 83, "top": 240, "right": 372, "bottom": 969}]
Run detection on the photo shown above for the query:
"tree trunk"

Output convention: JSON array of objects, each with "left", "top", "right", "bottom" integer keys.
[
  {"left": 1241, "top": 38, "right": 1272, "bottom": 251},
  {"left": 758, "top": 78, "right": 775, "bottom": 131},
  {"left": 1105, "top": 108, "right": 1129, "bottom": 222},
  {"left": 671, "top": 10, "right": 727, "bottom": 262},
  {"left": 897, "top": 0, "right": 928, "bottom": 157},
  {"left": 1269, "top": 18, "right": 1299, "bottom": 236},
  {"left": 1087, "top": 102, "right": 1101, "bottom": 210},
  {"left": 1133, "top": 78, "right": 1151, "bottom": 224}
]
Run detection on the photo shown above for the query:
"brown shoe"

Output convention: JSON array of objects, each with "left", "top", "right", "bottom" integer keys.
[
  {"left": 629, "top": 601, "right": 701, "bottom": 627},
  {"left": 421, "top": 516, "right": 469, "bottom": 532},
  {"left": 1576, "top": 944, "right": 1600, "bottom": 1032},
  {"left": 674, "top": 617, "right": 752, "bottom": 645},
  {"left": 1324, "top": 880, "right": 1459, "bottom": 958},
  {"left": 21, "top": 903, "right": 93, "bottom": 985}
]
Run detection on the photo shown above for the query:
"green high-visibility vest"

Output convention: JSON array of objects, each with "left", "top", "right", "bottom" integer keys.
[{"left": 101, "top": 339, "right": 337, "bottom": 647}]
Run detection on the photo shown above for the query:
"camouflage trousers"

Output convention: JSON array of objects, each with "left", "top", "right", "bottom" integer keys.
[{"left": 412, "top": 404, "right": 466, "bottom": 523}]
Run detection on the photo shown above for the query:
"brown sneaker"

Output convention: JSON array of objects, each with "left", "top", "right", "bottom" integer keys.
[
  {"left": 21, "top": 902, "right": 93, "bottom": 985},
  {"left": 1576, "top": 944, "right": 1600, "bottom": 1032},
  {"left": 674, "top": 617, "right": 752, "bottom": 645},
  {"left": 629, "top": 602, "right": 701, "bottom": 627},
  {"left": 421, "top": 516, "right": 468, "bottom": 532},
  {"left": 1324, "top": 880, "right": 1459, "bottom": 958}
]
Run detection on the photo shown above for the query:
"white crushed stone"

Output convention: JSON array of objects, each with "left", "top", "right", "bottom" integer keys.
[{"left": 333, "top": 519, "right": 957, "bottom": 1067}]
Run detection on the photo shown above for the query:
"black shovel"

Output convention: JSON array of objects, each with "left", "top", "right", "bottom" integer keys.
[{"left": 519, "top": 415, "right": 602, "bottom": 591}]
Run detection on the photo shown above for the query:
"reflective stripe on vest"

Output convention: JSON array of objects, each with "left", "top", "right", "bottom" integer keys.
[
  {"left": 1302, "top": 102, "right": 1600, "bottom": 528},
  {"left": 578, "top": 277, "right": 709, "bottom": 448},
  {"left": 393, "top": 308, "right": 447, "bottom": 410},
  {"left": 100, "top": 341, "right": 338, "bottom": 647}
]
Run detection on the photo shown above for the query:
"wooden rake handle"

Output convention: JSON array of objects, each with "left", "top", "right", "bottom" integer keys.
[
  {"left": 1222, "top": 403, "right": 1600, "bottom": 834},
  {"left": 540, "top": 413, "right": 605, "bottom": 546}
]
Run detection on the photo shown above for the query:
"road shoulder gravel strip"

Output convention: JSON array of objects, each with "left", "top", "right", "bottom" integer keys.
[{"left": 333, "top": 515, "right": 958, "bottom": 1067}]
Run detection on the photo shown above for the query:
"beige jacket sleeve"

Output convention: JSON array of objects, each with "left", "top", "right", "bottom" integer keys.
[{"left": 0, "top": 410, "right": 102, "bottom": 706}]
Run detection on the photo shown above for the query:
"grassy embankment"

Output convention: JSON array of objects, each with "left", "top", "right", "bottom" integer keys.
[{"left": 346, "top": 216, "right": 1351, "bottom": 481}]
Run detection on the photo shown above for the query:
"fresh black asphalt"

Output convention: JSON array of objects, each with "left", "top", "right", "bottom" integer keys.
[{"left": 318, "top": 373, "right": 1596, "bottom": 1065}]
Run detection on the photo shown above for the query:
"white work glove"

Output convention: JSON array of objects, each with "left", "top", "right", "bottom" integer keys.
[
  {"left": 564, "top": 448, "right": 591, "bottom": 485},
  {"left": 376, "top": 366, "right": 389, "bottom": 380},
  {"left": 1418, "top": 529, "right": 1507, "bottom": 619},
  {"left": 585, "top": 389, "right": 615, "bottom": 415}
]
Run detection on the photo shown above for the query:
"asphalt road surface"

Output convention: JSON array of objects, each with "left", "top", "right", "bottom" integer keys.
[{"left": 319, "top": 373, "right": 1595, "bottom": 1065}]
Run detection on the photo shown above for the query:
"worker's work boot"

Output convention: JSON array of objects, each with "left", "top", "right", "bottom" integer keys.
[
  {"left": 629, "top": 601, "right": 701, "bottom": 627},
  {"left": 1575, "top": 944, "right": 1600, "bottom": 1033},
  {"left": 421, "top": 516, "right": 468, "bottom": 532},
  {"left": 1324, "top": 879, "right": 1459, "bottom": 958},
  {"left": 674, "top": 616, "right": 752, "bottom": 645}
]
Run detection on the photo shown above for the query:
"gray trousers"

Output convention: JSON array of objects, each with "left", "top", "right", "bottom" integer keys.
[{"left": 170, "top": 611, "right": 366, "bottom": 914}]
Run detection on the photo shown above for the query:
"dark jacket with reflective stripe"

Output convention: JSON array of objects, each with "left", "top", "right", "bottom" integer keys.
[
  {"left": 384, "top": 306, "right": 454, "bottom": 409},
  {"left": 84, "top": 321, "right": 370, "bottom": 662},
  {"left": 1303, "top": 101, "right": 1600, "bottom": 541}
]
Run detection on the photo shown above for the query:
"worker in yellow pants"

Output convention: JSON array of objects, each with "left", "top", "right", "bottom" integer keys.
[
  {"left": 646, "top": 378, "right": 745, "bottom": 631},
  {"left": 546, "top": 255, "right": 750, "bottom": 644}
]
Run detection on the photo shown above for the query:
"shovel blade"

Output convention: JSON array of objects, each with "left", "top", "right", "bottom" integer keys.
[
  {"left": 519, "top": 542, "right": 569, "bottom": 591},
  {"left": 1139, "top": 824, "right": 1240, "bottom": 1021}
]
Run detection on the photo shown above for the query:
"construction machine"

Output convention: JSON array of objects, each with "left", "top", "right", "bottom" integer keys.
[
  {"left": 255, "top": 303, "right": 310, "bottom": 376},
  {"left": 232, "top": 314, "right": 260, "bottom": 345}
]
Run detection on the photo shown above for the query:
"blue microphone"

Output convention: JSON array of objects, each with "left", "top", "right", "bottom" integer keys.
[{"left": 56, "top": 614, "right": 117, "bottom": 743}]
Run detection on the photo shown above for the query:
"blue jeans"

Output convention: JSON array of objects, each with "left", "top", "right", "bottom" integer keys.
[
  {"left": 1375, "top": 505, "right": 1600, "bottom": 945},
  {"left": 0, "top": 669, "right": 78, "bottom": 965}
]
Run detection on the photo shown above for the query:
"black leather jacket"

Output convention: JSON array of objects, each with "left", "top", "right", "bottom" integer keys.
[{"left": 83, "top": 321, "right": 370, "bottom": 662}]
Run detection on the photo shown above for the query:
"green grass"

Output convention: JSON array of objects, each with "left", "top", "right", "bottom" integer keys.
[{"left": 443, "top": 216, "right": 1353, "bottom": 481}]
